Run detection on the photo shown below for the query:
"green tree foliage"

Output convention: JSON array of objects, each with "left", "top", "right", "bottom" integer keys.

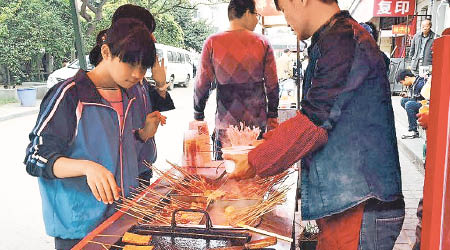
[
  {"left": 170, "top": 2, "right": 214, "bottom": 52},
  {"left": 0, "top": 0, "right": 215, "bottom": 84},
  {"left": 0, "top": 0, "right": 73, "bottom": 83},
  {"left": 154, "top": 13, "right": 184, "bottom": 48},
  {"left": 111, "top": 0, "right": 214, "bottom": 51}
]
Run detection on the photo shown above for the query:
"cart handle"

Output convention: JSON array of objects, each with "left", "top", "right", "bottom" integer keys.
[{"left": 171, "top": 208, "right": 213, "bottom": 230}]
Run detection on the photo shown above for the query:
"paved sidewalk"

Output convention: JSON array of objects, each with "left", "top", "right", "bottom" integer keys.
[
  {"left": 392, "top": 96, "right": 426, "bottom": 250},
  {"left": 0, "top": 100, "right": 41, "bottom": 122}
]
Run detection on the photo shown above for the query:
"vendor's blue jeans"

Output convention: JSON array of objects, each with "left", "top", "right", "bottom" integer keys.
[
  {"left": 401, "top": 98, "right": 422, "bottom": 131},
  {"left": 359, "top": 198, "right": 405, "bottom": 250}
]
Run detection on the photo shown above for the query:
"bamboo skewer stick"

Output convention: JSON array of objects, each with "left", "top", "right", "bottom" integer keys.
[
  {"left": 96, "top": 234, "right": 122, "bottom": 237},
  {"left": 236, "top": 224, "right": 293, "bottom": 243},
  {"left": 88, "top": 240, "right": 124, "bottom": 248},
  {"left": 116, "top": 203, "right": 168, "bottom": 223}
]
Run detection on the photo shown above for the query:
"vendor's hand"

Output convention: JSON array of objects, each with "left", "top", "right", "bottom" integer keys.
[
  {"left": 417, "top": 112, "right": 429, "bottom": 129},
  {"left": 223, "top": 153, "right": 256, "bottom": 180},
  {"left": 400, "top": 92, "right": 408, "bottom": 98},
  {"left": 267, "top": 118, "right": 279, "bottom": 131},
  {"left": 140, "top": 111, "right": 166, "bottom": 141},
  {"left": 83, "top": 160, "right": 120, "bottom": 204},
  {"left": 151, "top": 55, "right": 166, "bottom": 88},
  {"left": 252, "top": 139, "right": 265, "bottom": 147},
  {"left": 263, "top": 129, "right": 275, "bottom": 140}
]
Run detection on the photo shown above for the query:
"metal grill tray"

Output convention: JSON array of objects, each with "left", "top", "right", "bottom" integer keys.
[{"left": 111, "top": 209, "right": 251, "bottom": 250}]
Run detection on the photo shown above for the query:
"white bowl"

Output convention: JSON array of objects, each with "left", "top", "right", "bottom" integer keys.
[{"left": 221, "top": 146, "right": 255, "bottom": 155}]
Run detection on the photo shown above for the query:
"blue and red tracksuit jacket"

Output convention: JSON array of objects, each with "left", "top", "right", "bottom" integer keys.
[
  {"left": 130, "top": 79, "right": 175, "bottom": 175},
  {"left": 24, "top": 70, "right": 144, "bottom": 239}
]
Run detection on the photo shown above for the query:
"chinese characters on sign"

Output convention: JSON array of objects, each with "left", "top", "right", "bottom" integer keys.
[
  {"left": 373, "top": 0, "right": 415, "bottom": 17},
  {"left": 392, "top": 24, "right": 409, "bottom": 35}
]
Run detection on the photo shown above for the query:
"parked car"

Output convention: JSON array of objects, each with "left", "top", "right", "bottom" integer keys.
[
  {"left": 46, "top": 56, "right": 94, "bottom": 89},
  {"left": 145, "top": 43, "right": 193, "bottom": 89}
]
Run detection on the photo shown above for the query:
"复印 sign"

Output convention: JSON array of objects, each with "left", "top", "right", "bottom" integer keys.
[{"left": 373, "top": 0, "right": 416, "bottom": 17}]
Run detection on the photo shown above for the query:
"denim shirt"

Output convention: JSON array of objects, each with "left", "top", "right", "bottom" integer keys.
[{"left": 300, "top": 11, "right": 403, "bottom": 220}]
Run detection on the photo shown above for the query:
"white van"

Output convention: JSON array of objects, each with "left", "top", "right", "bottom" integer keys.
[{"left": 145, "top": 43, "right": 194, "bottom": 89}]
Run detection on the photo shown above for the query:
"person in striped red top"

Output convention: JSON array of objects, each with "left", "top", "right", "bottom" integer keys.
[{"left": 193, "top": 0, "right": 279, "bottom": 160}]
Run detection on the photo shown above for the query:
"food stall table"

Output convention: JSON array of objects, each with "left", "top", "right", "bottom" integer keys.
[{"left": 72, "top": 167, "right": 298, "bottom": 250}]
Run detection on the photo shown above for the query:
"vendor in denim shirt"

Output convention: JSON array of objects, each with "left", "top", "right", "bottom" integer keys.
[{"left": 224, "top": 0, "right": 404, "bottom": 249}]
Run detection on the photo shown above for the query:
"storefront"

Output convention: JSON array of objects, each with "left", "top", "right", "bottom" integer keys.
[{"left": 350, "top": 0, "right": 449, "bottom": 59}]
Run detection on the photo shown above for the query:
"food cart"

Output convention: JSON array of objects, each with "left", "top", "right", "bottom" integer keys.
[{"left": 72, "top": 163, "right": 299, "bottom": 250}]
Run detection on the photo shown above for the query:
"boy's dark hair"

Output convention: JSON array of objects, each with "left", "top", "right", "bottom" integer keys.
[
  {"left": 112, "top": 4, "right": 156, "bottom": 33},
  {"left": 89, "top": 29, "right": 108, "bottom": 66},
  {"left": 274, "top": 0, "right": 338, "bottom": 11},
  {"left": 228, "top": 0, "right": 256, "bottom": 21},
  {"left": 396, "top": 69, "right": 415, "bottom": 82},
  {"left": 89, "top": 18, "right": 156, "bottom": 69}
]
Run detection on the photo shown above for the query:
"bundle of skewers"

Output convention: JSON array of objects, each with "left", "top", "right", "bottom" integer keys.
[
  {"left": 225, "top": 122, "right": 261, "bottom": 147},
  {"left": 213, "top": 170, "right": 291, "bottom": 200},
  {"left": 113, "top": 159, "right": 292, "bottom": 229},
  {"left": 115, "top": 183, "right": 208, "bottom": 225},
  {"left": 147, "top": 160, "right": 216, "bottom": 196},
  {"left": 224, "top": 184, "right": 291, "bottom": 227}
]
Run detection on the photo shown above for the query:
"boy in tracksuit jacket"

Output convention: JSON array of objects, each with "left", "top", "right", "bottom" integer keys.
[{"left": 24, "top": 19, "right": 162, "bottom": 250}]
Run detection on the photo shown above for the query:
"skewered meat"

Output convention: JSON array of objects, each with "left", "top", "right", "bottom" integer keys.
[
  {"left": 123, "top": 245, "right": 154, "bottom": 250},
  {"left": 122, "top": 232, "right": 152, "bottom": 245}
]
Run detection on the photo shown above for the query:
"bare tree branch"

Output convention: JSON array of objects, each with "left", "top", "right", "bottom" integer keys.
[
  {"left": 79, "top": 0, "right": 108, "bottom": 36},
  {"left": 79, "top": 0, "right": 92, "bottom": 23}
]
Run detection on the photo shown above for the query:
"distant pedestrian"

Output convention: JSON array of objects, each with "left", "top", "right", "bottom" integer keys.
[
  {"left": 409, "top": 19, "right": 437, "bottom": 75},
  {"left": 193, "top": 0, "right": 279, "bottom": 160}
]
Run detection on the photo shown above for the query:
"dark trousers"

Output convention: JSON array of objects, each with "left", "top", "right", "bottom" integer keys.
[
  {"left": 55, "top": 237, "right": 81, "bottom": 250},
  {"left": 400, "top": 98, "right": 422, "bottom": 132},
  {"left": 358, "top": 198, "right": 405, "bottom": 249}
]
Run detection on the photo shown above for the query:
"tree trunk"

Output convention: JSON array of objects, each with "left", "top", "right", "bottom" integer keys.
[{"left": 6, "top": 67, "right": 10, "bottom": 86}]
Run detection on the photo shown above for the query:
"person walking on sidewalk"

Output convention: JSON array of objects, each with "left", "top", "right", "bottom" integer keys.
[
  {"left": 397, "top": 69, "right": 425, "bottom": 139},
  {"left": 193, "top": 0, "right": 279, "bottom": 160},
  {"left": 409, "top": 19, "right": 437, "bottom": 75},
  {"left": 224, "top": 0, "right": 405, "bottom": 248}
]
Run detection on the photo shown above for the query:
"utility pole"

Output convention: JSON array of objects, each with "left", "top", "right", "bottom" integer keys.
[{"left": 69, "top": 0, "right": 87, "bottom": 70}]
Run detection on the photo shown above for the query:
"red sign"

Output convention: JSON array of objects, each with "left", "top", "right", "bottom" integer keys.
[
  {"left": 373, "top": 0, "right": 416, "bottom": 17},
  {"left": 392, "top": 24, "right": 409, "bottom": 34}
]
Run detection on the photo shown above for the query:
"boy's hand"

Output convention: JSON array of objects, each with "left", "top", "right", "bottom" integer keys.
[
  {"left": 152, "top": 55, "right": 166, "bottom": 88},
  {"left": 223, "top": 153, "right": 256, "bottom": 180},
  {"left": 400, "top": 92, "right": 407, "bottom": 98},
  {"left": 140, "top": 111, "right": 166, "bottom": 141},
  {"left": 83, "top": 161, "right": 120, "bottom": 204}
]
